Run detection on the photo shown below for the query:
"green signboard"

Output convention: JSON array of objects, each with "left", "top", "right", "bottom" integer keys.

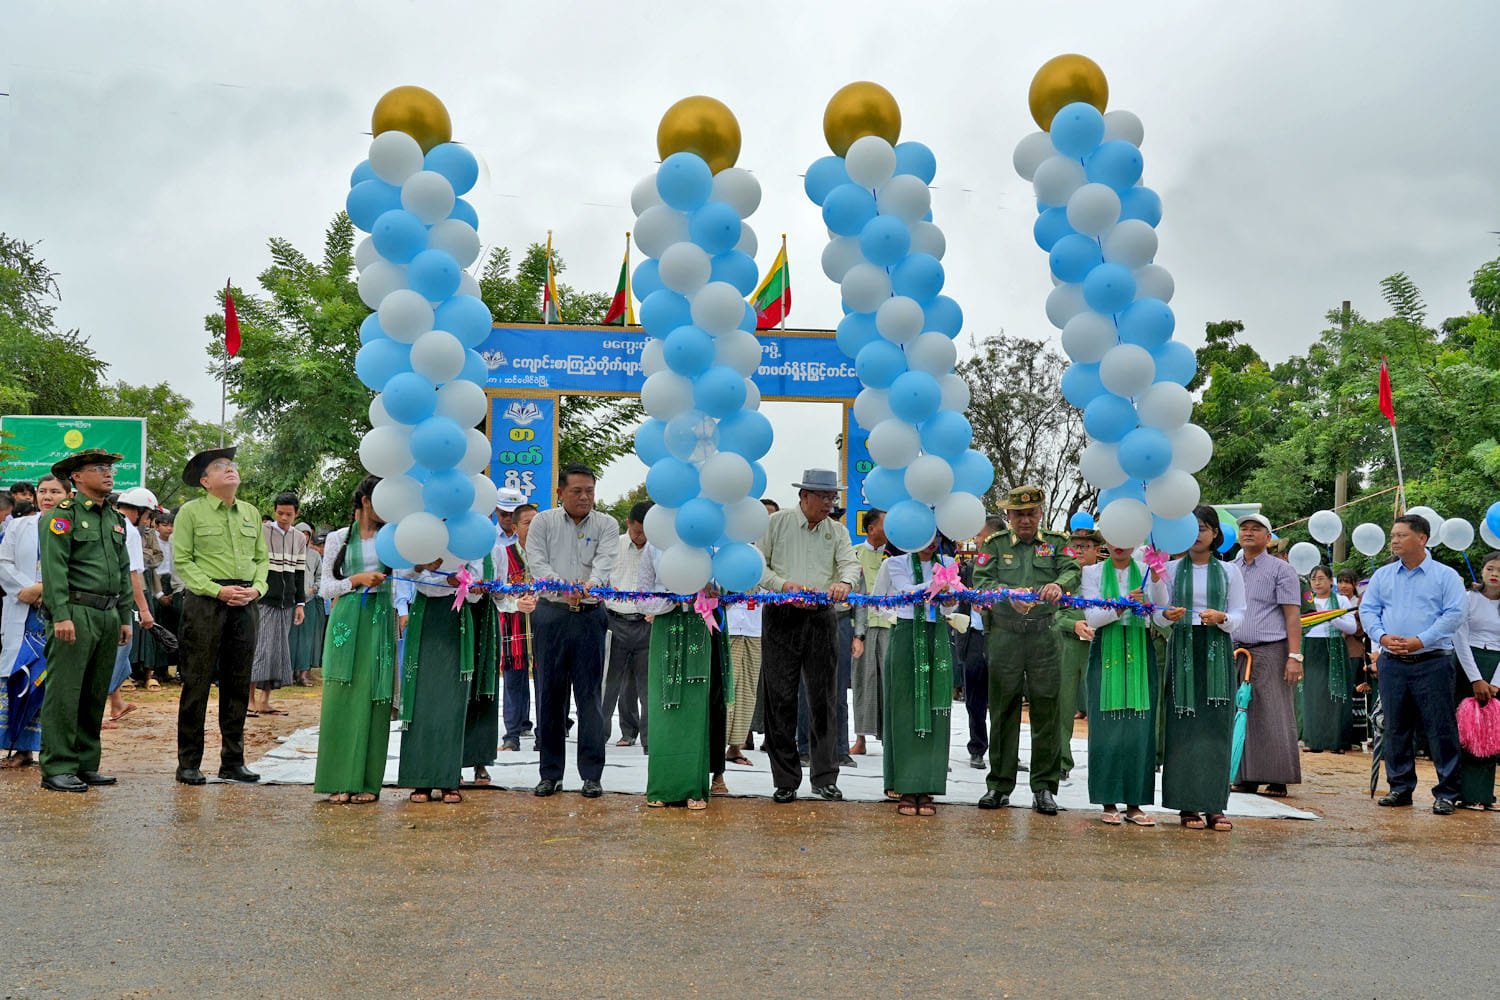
[{"left": 0, "top": 415, "right": 147, "bottom": 488}]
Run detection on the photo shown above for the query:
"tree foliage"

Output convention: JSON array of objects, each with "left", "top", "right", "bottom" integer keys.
[{"left": 0, "top": 234, "right": 109, "bottom": 420}]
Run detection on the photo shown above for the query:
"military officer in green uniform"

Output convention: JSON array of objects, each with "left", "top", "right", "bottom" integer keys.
[
  {"left": 1054, "top": 526, "right": 1102, "bottom": 781},
  {"left": 972, "top": 485, "right": 1080, "bottom": 814},
  {"left": 37, "top": 449, "right": 133, "bottom": 793}
]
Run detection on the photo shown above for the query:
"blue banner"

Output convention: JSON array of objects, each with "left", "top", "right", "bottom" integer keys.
[
  {"left": 488, "top": 394, "right": 556, "bottom": 510},
  {"left": 845, "top": 404, "right": 875, "bottom": 543}
]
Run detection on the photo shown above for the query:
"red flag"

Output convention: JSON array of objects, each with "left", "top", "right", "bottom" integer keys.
[
  {"left": 224, "top": 282, "right": 241, "bottom": 358},
  {"left": 1378, "top": 358, "right": 1395, "bottom": 425}
]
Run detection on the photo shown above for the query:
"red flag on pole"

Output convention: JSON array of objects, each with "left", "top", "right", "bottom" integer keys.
[
  {"left": 224, "top": 281, "right": 241, "bottom": 358},
  {"left": 1378, "top": 358, "right": 1395, "bottom": 425}
]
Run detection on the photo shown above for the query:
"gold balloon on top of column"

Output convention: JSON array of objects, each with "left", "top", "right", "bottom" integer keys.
[
  {"left": 823, "top": 81, "right": 900, "bottom": 157},
  {"left": 1028, "top": 55, "right": 1108, "bottom": 130},
  {"left": 657, "top": 96, "right": 741, "bottom": 174},
  {"left": 372, "top": 85, "right": 452, "bottom": 152}
]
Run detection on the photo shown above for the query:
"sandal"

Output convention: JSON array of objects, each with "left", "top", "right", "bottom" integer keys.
[
  {"left": 111, "top": 703, "right": 137, "bottom": 722},
  {"left": 471, "top": 768, "right": 491, "bottom": 786},
  {"left": 1, "top": 753, "right": 34, "bottom": 769},
  {"left": 261, "top": 708, "right": 288, "bottom": 716},
  {"left": 351, "top": 793, "right": 378, "bottom": 804},
  {"left": 646, "top": 800, "right": 666, "bottom": 808},
  {"left": 884, "top": 789, "right": 900, "bottom": 801},
  {"left": 615, "top": 738, "right": 635, "bottom": 747},
  {"left": 408, "top": 791, "right": 431, "bottom": 803},
  {"left": 146, "top": 679, "right": 162, "bottom": 692},
  {"left": 1100, "top": 810, "right": 1123, "bottom": 825},
  {"left": 710, "top": 776, "right": 728, "bottom": 796},
  {"left": 687, "top": 798, "right": 707, "bottom": 810},
  {"left": 1262, "top": 784, "right": 1289, "bottom": 798},
  {"left": 441, "top": 790, "right": 462, "bottom": 804},
  {"left": 725, "top": 751, "right": 753, "bottom": 767},
  {"left": 327, "top": 793, "right": 351, "bottom": 804},
  {"left": 1124, "top": 810, "right": 1156, "bottom": 827},
  {"left": 1179, "top": 811, "right": 1206, "bottom": 829},
  {"left": 917, "top": 795, "right": 936, "bottom": 817},
  {"left": 897, "top": 795, "right": 919, "bottom": 817},
  {"left": 1207, "top": 814, "right": 1233, "bottom": 832}
]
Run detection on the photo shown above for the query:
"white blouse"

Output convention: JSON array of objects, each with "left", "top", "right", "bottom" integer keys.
[
  {"left": 635, "top": 542, "right": 676, "bottom": 617},
  {"left": 1455, "top": 591, "right": 1500, "bottom": 685},
  {"left": 1081, "top": 558, "right": 1170, "bottom": 631},
  {"left": 0, "top": 513, "right": 42, "bottom": 596},
  {"left": 1151, "top": 558, "right": 1247, "bottom": 633},
  {"left": 1305, "top": 593, "right": 1358, "bottom": 638},
  {"left": 871, "top": 553, "right": 959, "bottom": 621},
  {"left": 319, "top": 527, "right": 411, "bottom": 615}
]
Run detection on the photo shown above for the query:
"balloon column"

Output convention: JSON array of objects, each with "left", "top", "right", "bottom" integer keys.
[
  {"left": 346, "top": 87, "right": 498, "bottom": 569},
  {"left": 809, "top": 82, "right": 992, "bottom": 552},
  {"left": 633, "top": 97, "right": 773, "bottom": 595}
]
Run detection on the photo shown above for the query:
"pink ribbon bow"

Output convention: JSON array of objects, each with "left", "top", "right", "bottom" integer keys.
[
  {"left": 1141, "top": 545, "right": 1169, "bottom": 578},
  {"left": 694, "top": 590, "right": 721, "bottom": 632},
  {"left": 451, "top": 566, "right": 474, "bottom": 611},
  {"left": 926, "top": 561, "right": 961, "bottom": 598}
]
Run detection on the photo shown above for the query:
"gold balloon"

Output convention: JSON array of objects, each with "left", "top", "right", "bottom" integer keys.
[
  {"left": 657, "top": 96, "right": 741, "bottom": 174},
  {"left": 823, "top": 81, "right": 900, "bottom": 157},
  {"left": 1028, "top": 54, "right": 1108, "bottom": 130},
  {"left": 372, "top": 85, "right": 452, "bottom": 153}
]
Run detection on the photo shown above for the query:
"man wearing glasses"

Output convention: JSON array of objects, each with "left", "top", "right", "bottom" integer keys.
[
  {"left": 756, "top": 469, "right": 861, "bottom": 803},
  {"left": 171, "top": 446, "right": 269, "bottom": 786}
]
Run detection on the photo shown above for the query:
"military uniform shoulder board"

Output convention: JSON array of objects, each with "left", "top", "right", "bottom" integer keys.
[
  {"left": 48, "top": 514, "right": 72, "bottom": 535},
  {"left": 55, "top": 499, "right": 73, "bottom": 510}
]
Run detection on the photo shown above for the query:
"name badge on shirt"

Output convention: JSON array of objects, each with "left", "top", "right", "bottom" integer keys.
[{"left": 1002, "top": 553, "right": 1014, "bottom": 564}]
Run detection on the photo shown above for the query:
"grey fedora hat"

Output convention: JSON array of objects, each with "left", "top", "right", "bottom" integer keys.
[{"left": 791, "top": 468, "right": 846, "bottom": 491}]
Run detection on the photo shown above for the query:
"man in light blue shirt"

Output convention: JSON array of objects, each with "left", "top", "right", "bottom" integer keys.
[{"left": 1358, "top": 514, "right": 1466, "bottom": 813}]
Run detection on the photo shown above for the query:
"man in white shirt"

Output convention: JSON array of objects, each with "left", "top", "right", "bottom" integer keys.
[
  {"left": 602, "top": 500, "right": 652, "bottom": 750},
  {"left": 494, "top": 487, "right": 526, "bottom": 546}
]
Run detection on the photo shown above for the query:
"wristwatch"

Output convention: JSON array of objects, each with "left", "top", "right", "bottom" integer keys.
[{"left": 1287, "top": 652, "right": 1304, "bottom": 662}]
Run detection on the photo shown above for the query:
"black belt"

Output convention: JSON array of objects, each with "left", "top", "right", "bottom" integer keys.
[
  {"left": 1386, "top": 649, "right": 1449, "bottom": 665},
  {"left": 70, "top": 589, "right": 123, "bottom": 610},
  {"left": 213, "top": 578, "right": 252, "bottom": 586},
  {"left": 607, "top": 610, "right": 644, "bottom": 622},
  {"left": 995, "top": 614, "right": 1054, "bottom": 634}
]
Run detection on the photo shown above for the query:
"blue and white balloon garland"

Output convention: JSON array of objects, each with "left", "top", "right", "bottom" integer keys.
[
  {"left": 346, "top": 91, "right": 498, "bottom": 569},
  {"left": 1013, "top": 77, "right": 1212, "bottom": 554},
  {"left": 808, "top": 87, "right": 993, "bottom": 552},
  {"left": 631, "top": 121, "right": 774, "bottom": 595}
]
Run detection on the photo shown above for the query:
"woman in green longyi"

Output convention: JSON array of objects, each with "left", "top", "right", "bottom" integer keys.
[{"left": 1301, "top": 565, "right": 1358, "bottom": 753}]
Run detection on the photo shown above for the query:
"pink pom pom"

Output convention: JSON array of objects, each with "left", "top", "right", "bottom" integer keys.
[{"left": 1457, "top": 697, "right": 1500, "bottom": 759}]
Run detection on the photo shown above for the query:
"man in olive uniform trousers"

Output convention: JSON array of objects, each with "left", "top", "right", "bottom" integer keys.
[
  {"left": 972, "top": 485, "right": 1080, "bottom": 814},
  {"left": 172, "top": 446, "right": 269, "bottom": 785},
  {"left": 37, "top": 450, "right": 133, "bottom": 792},
  {"left": 1054, "top": 526, "right": 1102, "bottom": 781}
]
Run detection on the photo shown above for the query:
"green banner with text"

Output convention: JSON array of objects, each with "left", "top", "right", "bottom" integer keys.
[{"left": 0, "top": 415, "right": 147, "bottom": 488}]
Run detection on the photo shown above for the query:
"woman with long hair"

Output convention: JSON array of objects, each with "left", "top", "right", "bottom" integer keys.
[
  {"left": 1302, "top": 565, "right": 1359, "bottom": 753},
  {"left": 1453, "top": 551, "right": 1500, "bottom": 810}
]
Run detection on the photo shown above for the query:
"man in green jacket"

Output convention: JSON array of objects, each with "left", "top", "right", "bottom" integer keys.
[{"left": 1054, "top": 526, "right": 1102, "bottom": 781}]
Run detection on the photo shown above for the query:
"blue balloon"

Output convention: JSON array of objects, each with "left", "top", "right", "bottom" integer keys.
[
  {"left": 1119, "top": 187, "right": 1162, "bottom": 227},
  {"left": 885, "top": 499, "right": 938, "bottom": 553},
  {"left": 1218, "top": 520, "right": 1238, "bottom": 554},
  {"left": 663, "top": 325, "right": 715, "bottom": 377},
  {"left": 689, "top": 201, "right": 742, "bottom": 255},
  {"left": 1083, "top": 262, "right": 1137, "bottom": 315},
  {"left": 738, "top": 302, "right": 758, "bottom": 332},
  {"left": 375, "top": 523, "right": 414, "bottom": 570},
  {"left": 920, "top": 410, "right": 973, "bottom": 461},
  {"left": 1060, "top": 362, "right": 1105, "bottom": 408},
  {"left": 647, "top": 457, "right": 700, "bottom": 508},
  {"left": 1098, "top": 480, "right": 1147, "bottom": 508},
  {"left": 676, "top": 498, "right": 726, "bottom": 548},
  {"left": 434, "top": 295, "right": 493, "bottom": 350},
  {"left": 408, "top": 248, "right": 461, "bottom": 302},
  {"left": 1049, "top": 101, "right": 1106, "bottom": 158},
  {"left": 657, "top": 152, "right": 713, "bottom": 211},
  {"left": 635, "top": 419, "right": 669, "bottom": 467},
  {"left": 891, "top": 253, "right": 944, "bottom": 302},
  {"left": 1085, "top": 140, "right": 1144, "bottom": 192},
  {"left": 350, "top": 160, "right": 376, "bottom": 187},
  {"left": 459, "top": 348, "right": 487, "bottom": 385},
  {"left": 640, "top": 289, "right": 692, "bottom": 338},
  {"left": 855, "top": 340, "right": 908, "bottom": 389},
  {"left": 749, "top": 460, "right": 767, "bottom": 499},
  {"left": 716, "top": 409, "right": 773, "bottom": 461},
  {"left": 1069, "top": 511, "right": 1096, "bottom": 531},
  {"left": 382, "top": 371, "right": 437, "bottom": 424},
  {"left": 1033, "top": 206, "right": 1076, "bottom": 251},
  {"left": 709, "top": 251, "right": 758, "bottom": 296},
  {"left": 859, "top": 215, "right": 911, "bottom": 267},
  {"left": 893, "top": 141, "right": 937, "bottom": 184},
  {"left": 359, "top": 313, "right": 387, "bottom": 346},
  {"left": 370, "top": 209, "right": 427, "bottom": 264},
  {"left": 1488, "top": 502, "right": 1500, "bottom": 537},
  {"left": 346, "top": 179, "right": 402, "bottom": 232},
  {"left": 712, "top": 542, "right": 764, "bottom": 592},
  {"left": 1116, "top": 299, "right": 1175, "bottom": 350},
  {"left": 410, "top": 416, "right": 467, "bottom": 469},
  {"left": 952, "top": 449, "right": 995, "bottom": 496},
  {"left": 447, "top": 511, "right": 497, "bottom": 561},
  {"left": 1150, "top": 512, "right": 1201, "bottom": 555},
  {"left": 863, "top": 465, "right": 910, "bottom": 510},
  {"left": 355, "top": 339, "right": 412, "bottom": 392},
  {"left": 632, "top": 258, "right": 664, "bottom": 301},
  {"left": 1152, "top": 340, "right": 1197, "bottom": 386},
  {"left": 822, "top": 183, "right": 878, "bottom": 237},
  {"left": 888, "top": 371, "right": 942, "bottom": 424},
  {"left": 1117, "top": 427, "right": 1173, "bottom": 480},
  {"left": 804, "top": 155, "right": 852, "bottom": 205},
  {"left": 1082, "top": 393, "right": 1137, "bottom": 443},
  {"left": 422, "top": 467, "right": 476, "bottom": 519},
  {"left": 923, "top": 295, "right": 964, "bottom": 338},
  {"left": 835, "top": 312, "right": 879, "bottom": 358},
  {"left": 1049, "top": 233, "right": 1103, "bottom": 284},
  {"left": 694, "top": 365, "right": 747, "bottom": 418},
  {"left": 448, "top": 197, "right": 479, "bottom": 229},
  {"left": 423, "top": 142, "right": 479, "bottom": 197}
]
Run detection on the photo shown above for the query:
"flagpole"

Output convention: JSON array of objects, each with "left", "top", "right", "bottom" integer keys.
[
  {"left": 1389, "top": 424, "right": 1407, "bottom": 513},
  {"left": 543, "top": 231, "right": 552, "bottom": 325},
  {"left": 221, "top": 279, "right": 231, "bottom": 447},
  {"left": 778, "top": 234, "right": 788, "bottom": 332},
  {"left": 624, "top": 231, "right": 633, "bottom": 326}
]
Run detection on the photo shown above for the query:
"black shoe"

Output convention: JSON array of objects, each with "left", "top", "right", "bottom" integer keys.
[
  {"left": 1060, "top": 769, "right": 1071, "bottom": 781},
  {"left": 580, "top": 780, "right": 603, "bottom": 798},
  {"left": 534, "top": 778, "right": 561, "bottom": 797},
  {"left": 77, "top": 771, "right": 116, "bottom": 786},
  {"left": 811, "top": 784, "right": 843, "bottom": 801},
  {"left": 838, "top": 754, "right": 857, "bottom": 768},
  {"left": 176, "top": 768, "right": 206, "bottom": 786},
  {"left": 970, "top": 755, "right": 986, "bottom": 770},
  {"left": 1033, "top": 789, "right": 1059, "bottom": 815},
  {"left": 772, "top": 787, "right": 797, "bottom": 803},
  {"left": 798, "top": 753, "right": 811, "bottom": 766},
  {"left": 41, "top": 773, "right": 88, "bottom": 793},
  {"left": 977, "top": 790, "right": 1009, "bottom": 810},
  {"left": 1377, "top": 791, "right": 1413, "bottom": 807},
  {"left": 218, "top": 765, "right": 260, "bottom": 783},
  {"left": 1433, "top": 797, "right": 1456, "bottom": 815}
]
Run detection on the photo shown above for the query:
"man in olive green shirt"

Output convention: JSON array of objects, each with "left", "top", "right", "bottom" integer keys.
[
  {"left": 972, "top": 485, "right": 1080, "bottom": 814},
  {"left": 1055, "top": 526, "right": 1102, "bottom": 780},
  {"left": 37, "top": 449, "right": 133, "bottom": 792},
  {"left": 172, "top": 446, "right": 269, "bottom": 785}
]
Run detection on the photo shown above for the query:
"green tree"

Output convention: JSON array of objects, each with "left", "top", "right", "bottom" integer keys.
[
  {"left": 99, "top": 381, "right": 221, "bottom": 508},
  {"left": 598, "top": 481, "right": 649, "bottom": 526},
  {"left": 0, "top": 234, "right": 109, "bottom": 419}
]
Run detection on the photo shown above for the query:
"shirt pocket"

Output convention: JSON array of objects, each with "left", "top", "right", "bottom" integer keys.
[
  {"left": 239, "top": 523, "right": 260, "bottom": 540},
  {"left": 71, "top": 523, "right": 101, "bottom": 542}
]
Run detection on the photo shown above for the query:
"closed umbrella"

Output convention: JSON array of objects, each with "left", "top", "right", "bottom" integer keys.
[
  {"left": 4, "top": 609, "right": 48, "bottom": 747},
  {"left": 1229, "top": 647, "right": 1254, "bottom": 783}
]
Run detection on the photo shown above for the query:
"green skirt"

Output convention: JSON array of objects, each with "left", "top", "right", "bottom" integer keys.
[
  {"left": 1161, "top": 626, "right": 1234, "bottom": 814},
  {"left": 1302, "top": 636, "right": 1351, "bottom": 752},
  {"left": 1458, "top": 648, "right": 1498, "bottom": 806},
  {"left": 313, "top": 592, "right": 394, "bottom": 797},
  {"left": 1085, "top": 636, "right": 1159, "bottom": 808},
  {"left": 397, "top": 596, "right": 470, "bottom": 790},
  {"left": 290, "top": 597, "right": 326, "bottom": 672},
  {"left": 646, "top": 608, "right": 725, "bottom": 804},
  {"left": 463, "top": 603, "right": 500, "bottom": 768},
  {"left": 881, "top": 618, "right": 951, "bottom": 796}
]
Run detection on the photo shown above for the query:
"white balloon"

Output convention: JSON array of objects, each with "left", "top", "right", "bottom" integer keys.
[
  {"left": 724, "top": 495, "right": 770, "bottom": 543},
  {"left": 700, "top": 451, "right": 753, "bottom": 504},
  {"left": 359, "top": 426, "right": 412, "bottom": 479},
  {"left": 1135, "top": 382, "right": 1192, "bottom": 430},
  {"left": 368, "top": 130, "right": 424, "bottom": 185},
  {"left": 641, "top": 338, "right": 666, "bottom": 376},
  {"left": 1012, "top": 131, "right": 1055, "bottom": 181},
  {"left": 644, "top": 503, "right": 680, "bottom": 549},
  {"left": 842, "top": 264, "right": 893, "bottom": 313},
  {"left": 401, "top": 171, "right": 455, "bottom": 225},
  {"left": 1442, "top": 517, "right": 1475, "bottom": 551},
  {"left": 875, "top": 296, "right": 924, "bottom": 344},
  {"left": 713, "top": 329, "right": 763, "bottom": 377},
  {"left": 459, "top": 427, "right": 490, "bottom": 474},
  {"left": 1045, "top": 282, "right": 1087, "bottom": 330},
  {"left": 938, "top": 374, "right": 971, "bottom": 412},
  {"left": 1351, "top": 522, "right": 1387, "bottom": 557},
  {"left": 433, "top": 379, "right": 487, "bottom": 427},
  {"left": 631, "top": 172, "right": 664, "bottom": 215},
  {"left": 1307, "top": 509, "right": 1344, "bottom": 545},
  {"left": 355, "top": 236, "right": 380, "bottom": 272},
  {"left": 641, "top": 371, "right": 694, "bottom": 419},
  {"left": 822, "top": 236, "right": 864, "bottom": 283},
  {"left": 372, "top": 475, "right": 423, "bottom": 523},
  {"left": 369, "top": 394, "right": 395, "bottom": 427},
  {"left": 1101, "top": 219, "right": 1158, "bottom": 268},
  {"left": 457, "top": 270, "right": 480, "bottom": 299},
  {"left": 1102, "top": 110, "right": 1145, "bottom": 147},
  {"left": 743, "top": 379, "right": 761, "bottom": 410},
  {"left": 690, "top": 281, "right": 747, "bottom": 336},
  {"left": 658, "top": 543, "right": 713, "bottom": 595},
  {"left": 425, "top": 219, "right": 481, "bottom": 269},
  {"left": 734, "top": 221, "right": 758, "bottom": 258},
  {"left": 908, "top": 221, "right": 946, "bottom": 260},
  {"left": 1483, "top": 521, "right": 1500, "bottom": 549},
  {"left": 1066, "top": 183, "right": 1121, "bottom": 237},
  {"left": 1033, "top": 155, "right": 1087, "bottom": 208},
  {"left": 634, "top": 204, "right": 689, "bottom": 258},
  {"left": 1097, "top": 498, "right": 1152, "bottom": 549},
  {"left": 852, "top": 388, "right": 893, "bottom": 430},
  {"left": 1061, "top": 312, "right": 1118, "bottom": 364},
  {"left": 845, "top": 135, "right": 896, "bottom": 188},
  {"left": 906, "top": 331, "right": 958, "bottom": 376},
  {"left": 905, "top": 454, "right": 954, "bottom": 505},
  {"left": 711, "top": 167, "right": 762, "bottom": 218},
  {"left": 875, "top": 174, "right": 931, "bottom": 224},
  {"left": 378, "top": 289, "right": 435, "bottom": 344},
  {"left": 395, "top": 512, "right": 448, "bottom": 564},
  {"left": 1288, "top": 542, "right": 1321, "bottom": 576},
  {"left": 1134, "top": 263, "right": 1175, "bottom": 303},
  {"left": 1079, "top": 440, "right": 1128, "bottom": 489},
  {"left": 1099, "top": 343, "right": 1156, "bottom": 398},
  {"left": 658, "top": 241, "right": 710, "bottom": 295},
  {"left": 1145, "top": 469, "right": 1200, "bottom": 519},
  {"left": 1169, "top": 423, "right": 1214, "bottom": 473},
  {"left": 867, "top": 419, "right": 921, "bottom": 469},
  {"left": 358, "top": 260, "right": 406, "bottom": 310},
  {"left": 469, "top": 474, "right": 498, "bottom": 513},
  {"left": 410, "top": 329, "right": 466, "bottom": 382},
  {"left": 1406, "top": 506, "right": 1444, "bottom": 546},
  {"left": 935, "top": 491, "right": 986, "bottom": 541}
]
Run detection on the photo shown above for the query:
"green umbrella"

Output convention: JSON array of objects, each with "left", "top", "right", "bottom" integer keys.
[{"left": 1229, "top": 647, "right": 1254, "bottom": 783}]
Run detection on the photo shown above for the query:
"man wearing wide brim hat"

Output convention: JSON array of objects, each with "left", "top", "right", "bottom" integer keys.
[
  {"left": 971, "top": 484, "right": 1080, "bottom": 814},
  {"left": 37, "top": 449, "right": 132, "bottom": 792},
  {"left": 1054, "top": 524, "right": 1104, "bottom": 780},
  {"left": 756, "top": 469, "right": 861, "bottom": 803}
]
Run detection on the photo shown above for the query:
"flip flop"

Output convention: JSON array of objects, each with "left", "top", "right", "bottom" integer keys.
[
  {"left": 146, "top": 679, "right": 162, "bottom": 692},
  {"left": 726, "top": 753, "right": 753, "bottom": 767},
  {"left": 1100, "top": 811, "right": 1123, "bottom": 825},
  {"left": 111, "top": 704, "right": 137, "bottom": 721},
  {"left": 687, "top": 798, "right": 708, "bottom": 810},
  {"left": 1124, "top": 812, "right": 1157, "bottom": 827},
  {"left": 1207, "top": 814, "right": 1233, "bottom": 832},
  {"left": 261, "top": 708, "right": 288, "bottom": 716}
]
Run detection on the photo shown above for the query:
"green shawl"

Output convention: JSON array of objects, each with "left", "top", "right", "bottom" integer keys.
[
  {"left": 399, "top": 584, "right": 474, "bottom": 724},
  {"left": 320, "top": 526, "right": 396, "bottom": 706},
  {"left": 908, "top": 554, "right": 954, "bottom": 735},
  {"left": 656, "top": 605, "right": 732, "bottom": 711},
  {"left": 1166, "top": 558, "right": 1233, "bottom": 716},
  {"left": 1312, "top": 594, "right": 1348, "bottom": 703},
  {"left": 1098, "top": 559, "right": 1151, "bottom": 717}
]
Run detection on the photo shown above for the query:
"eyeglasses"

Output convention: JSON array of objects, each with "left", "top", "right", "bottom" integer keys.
[
  {"left": 811, "top": 492, "right": 838, "bottom": 504},
  {"left": 207, "top": 460, "right": 238, "bottom": 472},
  {"left": 78, "top": 464, "right": 115, "bottom": 476}
]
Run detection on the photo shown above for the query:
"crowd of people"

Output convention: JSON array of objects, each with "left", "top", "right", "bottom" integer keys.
[{"left": 3, "top": 446, "right": 1496, "bottom": 827}]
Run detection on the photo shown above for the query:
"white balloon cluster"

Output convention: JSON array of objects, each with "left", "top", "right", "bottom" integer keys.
[
  {"left": 631, "top": 152, "right": 773, "bottom": 595},
  {"left": 1314, "top": 507, "right": 1478, "bottom": 570},
  {"left": 1014, "top": 102, "right": 1208, "bottom": 552}
]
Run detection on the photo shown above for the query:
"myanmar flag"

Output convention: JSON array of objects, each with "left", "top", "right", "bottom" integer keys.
[
  {"left": 752, "top": 244, "right": 789, "bottom": 329},
  {"left": 542, "top": 234, "right": 560, "bottom": 324},
  {"left": 603, "top": 250, "right": 633, "bottom": 325}
]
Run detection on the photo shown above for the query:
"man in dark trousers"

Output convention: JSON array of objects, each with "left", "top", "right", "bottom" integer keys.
[
  {"left": 37, "top": 449, "right": 133, "bottom": 792},
  {"left": 171, "top": 446, "right": 269, "bottom": 785}
]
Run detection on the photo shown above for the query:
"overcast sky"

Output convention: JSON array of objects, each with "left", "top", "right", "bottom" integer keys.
[{"left": 5, "top": 1, "right": 1498, "bottom": 506}]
